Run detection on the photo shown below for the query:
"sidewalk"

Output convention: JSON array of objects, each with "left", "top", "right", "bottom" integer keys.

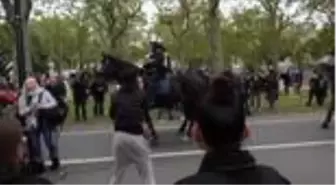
[{"left": 62, "top": 112, "right": 326, "bottom": 133}]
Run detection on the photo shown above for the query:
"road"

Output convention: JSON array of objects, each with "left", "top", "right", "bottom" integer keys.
[{"left": 41, "top": 115, "right": 334, "bottom": 184}]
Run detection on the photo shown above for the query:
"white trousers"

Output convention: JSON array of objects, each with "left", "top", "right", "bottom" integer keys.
[{"left": 110, "top": 132, "right": 155, "bottom": 184}]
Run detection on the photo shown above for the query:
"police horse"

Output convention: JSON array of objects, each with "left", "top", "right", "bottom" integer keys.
[{"left": 100, "top": 54, "right": 210, "bottom": 141}]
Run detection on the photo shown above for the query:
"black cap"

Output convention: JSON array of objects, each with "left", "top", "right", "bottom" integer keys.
[{"left": 150, "top": 41, "right": 166, "bottom": 52}]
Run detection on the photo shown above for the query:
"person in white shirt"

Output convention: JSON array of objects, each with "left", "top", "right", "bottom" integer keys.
[{"left": 18, "top": 77, "right": 58, "bottom": 173}]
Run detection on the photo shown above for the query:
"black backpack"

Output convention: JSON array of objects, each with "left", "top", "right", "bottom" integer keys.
[
  {"left": 16, "top": 91, "right": 67, "bottom": 127},
  {"left": 37, "top": 91, "right": 68, "bottom": 126}
]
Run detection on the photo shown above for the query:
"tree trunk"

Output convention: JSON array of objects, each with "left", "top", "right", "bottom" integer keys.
[{"left": 207, "top": 0, "right": 223, "bottom": 72}]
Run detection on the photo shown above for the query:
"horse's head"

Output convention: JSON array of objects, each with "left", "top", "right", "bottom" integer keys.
[{"left": 100, "top": 54, "right": 140, "bottom": 83}]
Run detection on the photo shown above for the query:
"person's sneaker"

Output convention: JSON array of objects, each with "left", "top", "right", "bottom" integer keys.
[{"left": 50, "top": 158, "right": 60, "bottom": 171}]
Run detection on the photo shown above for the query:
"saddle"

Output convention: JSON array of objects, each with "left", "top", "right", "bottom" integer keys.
[{"left": 156, "top": 75, "right": 171, "bottom": 96}]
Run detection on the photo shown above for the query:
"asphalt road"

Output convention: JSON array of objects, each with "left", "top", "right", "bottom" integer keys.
[
  {"left": 49, "top": 145, "right": 334, "bottom": 184},
  {"left": 40, "top": 115, "right": 334, "bottom": 184},
  {"left": 54, "top": 116, "right": 332, "bottom": 160}
]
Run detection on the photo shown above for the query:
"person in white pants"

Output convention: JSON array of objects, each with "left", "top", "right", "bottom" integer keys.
[
  {"left": 111, "top": 131, "right": 155, "bottom": 184},
  {"left": 108, "top": 68, "right": 155, "bottom": 184}
]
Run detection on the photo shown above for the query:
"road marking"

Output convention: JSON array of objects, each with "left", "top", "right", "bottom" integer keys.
[
  {"left": 61, "top": 117, "right": 322, "bottom": 137},
  {"left": 47, "top": 140, "right": 334, "bottom": 165}
]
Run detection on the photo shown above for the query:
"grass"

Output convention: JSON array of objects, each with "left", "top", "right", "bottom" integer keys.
[
  {"left": 256, "top": 90, "right": 328, "bottom": 114},
  {"left": 65, "top": 96, "right": 112, "bottom": 124},
  {"left": 64, "top": 90, "right": 329, "bottom": 125}
]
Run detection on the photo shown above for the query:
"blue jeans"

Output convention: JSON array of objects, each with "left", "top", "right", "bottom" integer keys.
[
  {"left": 40, "top": 122, "right": 60, "bottom": 160},
  {"left": 25, "top": 128, "right": 42, "bottom": 163},
  {"left": 147, "top": 76, "right": 160, "bottom": 105},
  {"left": 26, "top": 121, "right": 60, "bottom": 163}
]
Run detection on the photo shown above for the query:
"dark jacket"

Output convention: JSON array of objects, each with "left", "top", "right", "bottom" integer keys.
[
  {"left": 175, "top": 150, "right": 290, "bottom": 184},
  {"left": 90, "top": 79, "right": 108, "bottom": 99},
  {"left": 46, "top": 82, "right": 66, "bottom": 104},
  {"left": 0, "top": 165, "right": 52, "bottom": 184},
  {"left": 71, "top": 79, "right": 89, "bottom": 102},
  {"left": 109, "top": 84, "right": 151, "bottom": 135}
]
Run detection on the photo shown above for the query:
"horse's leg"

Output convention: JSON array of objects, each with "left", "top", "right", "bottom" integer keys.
[
  {"left": 157, "top": 109, "right": 162, "bottom": 120},
  {"left": 167, "top": 102, "right": 174, "bottom": 120},
  {"left": 187, "top": 120, "right": 193, "bottom": 138},
  {"left": 178, "top": 118, "right": 187, "bottom": 135},
  {"left": 321, "top": 93, "right": 336, "bottom": 129},
  {"left": 147, "top": 117, "right": 159, "bottom": 147}
]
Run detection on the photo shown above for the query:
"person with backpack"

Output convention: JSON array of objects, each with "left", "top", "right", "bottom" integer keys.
[
  {"left": 0, "top": 121, "right": 52, "bottom": 184},
  {"left": 175, "top": 74, "right": 290, "bottom": 184},
  {"left": 45, "top": 74, "right": 69, "bottom": 126},
  {"left": 17, "top": 77, "right": 58, "bottom": 174}
]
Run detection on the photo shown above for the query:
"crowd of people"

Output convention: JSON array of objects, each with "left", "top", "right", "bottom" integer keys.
[
  {"left": 0, "top": 41, "right": 333, "bottom": 184},
  {"left": 0, "top": 70, "right": 293, "bottom": 184},
  {"left": 3, "top": 72, "right": 107, "bottom": 174}
]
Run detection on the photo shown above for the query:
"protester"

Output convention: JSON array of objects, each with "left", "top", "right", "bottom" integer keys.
[
  {"left": 71, "top": 72, "right": 89, "bottom": 121},
  {"left": 0, "top": 121, "right": 52, "bottom": 184},
  {"left": 18, "top": 77, "right": 59, "bottom": 174},
  {"left": 175, "top": 74, "right": 290, "bottom": 184},
  {"left": 321, "top": 50, "right": 335, "bottom": 129},
  {"left": 45, "top": 75, "right": 69, "bottom": 125},
  {"left": 90, "top": 73, "right": 108, "bottom": 116},
  {"left": 306, "top": 70, "right": 328, "bottom": 107},
  {"left": 109, "top": 69, "right": 155, "bottom": 184}
]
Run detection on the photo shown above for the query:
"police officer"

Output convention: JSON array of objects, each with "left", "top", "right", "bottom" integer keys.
[
  {"left": 146, "top": 41, "right": 169, "bottom": 106},
  {"left": 175, "top": 74, "right": 290, "bottom": 184}
]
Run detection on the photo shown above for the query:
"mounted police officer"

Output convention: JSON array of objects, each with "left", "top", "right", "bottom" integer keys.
[{"left": 144, "top": 41, "right": 171, "bottom": 106}]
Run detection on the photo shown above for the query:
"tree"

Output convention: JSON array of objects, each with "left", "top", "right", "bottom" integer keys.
[
  {"left": 207, "top": 0, "right": 223, "bottom": 70},
  {"left": 82, "top": 0, "right": 144, "bottom": 57},
  {"left": 0, "top": 0, "right": 32, "bottom": 25},
  {"left": 153, "top": 0, "right": 193, "bottom": 63},
  {"left": 0, "top": 22, "right": 13, "bottom": 58}
]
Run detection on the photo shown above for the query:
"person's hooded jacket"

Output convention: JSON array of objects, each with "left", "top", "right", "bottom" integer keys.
[
  {"left": 18, "top": 85, "right": 57, "bottom": 130},
  {"left": 0, "top": 165, "right": 52, "bottom": 184}
]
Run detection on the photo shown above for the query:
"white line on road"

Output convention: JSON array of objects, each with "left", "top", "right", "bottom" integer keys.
[
  {"left": 61, "top": 117, "right": 322, "bottom": 137},
  {"left": 49, "top": 140, "right": 334, "bottom": 166}
]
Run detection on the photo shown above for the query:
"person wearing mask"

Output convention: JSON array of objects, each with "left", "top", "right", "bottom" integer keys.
[
  {"left": 72, "top": 72, "right": 90, "bottom": 121},
  {"left": 18, "top": 77, "right": 58, "bottom": 174},
  {"left": 175, "top": 74, "right": 290, "bottom": 184},
  {"left": 109, "top": 69, "right": 155, "bottom": 184},
  {"left": 90, "top": 73, "right": 108, "bottom": 116},
  {"left": 0, "top": 121, "right": 52, "bottom": 184}
]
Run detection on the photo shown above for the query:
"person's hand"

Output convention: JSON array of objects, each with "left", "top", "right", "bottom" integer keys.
[
  {"left": 243, "top": 123, "right": 251, "bottom": 139},
  {"left": 30, "top": 104, "right": 39, "bottom": 112},
  {"left": 142, "top": 124, "right": 151, "bottom": 139}
]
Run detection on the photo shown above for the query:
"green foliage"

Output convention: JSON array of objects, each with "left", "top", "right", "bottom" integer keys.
[{"left": 0, "top": 0, "right": 334, "bottom": 70}]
